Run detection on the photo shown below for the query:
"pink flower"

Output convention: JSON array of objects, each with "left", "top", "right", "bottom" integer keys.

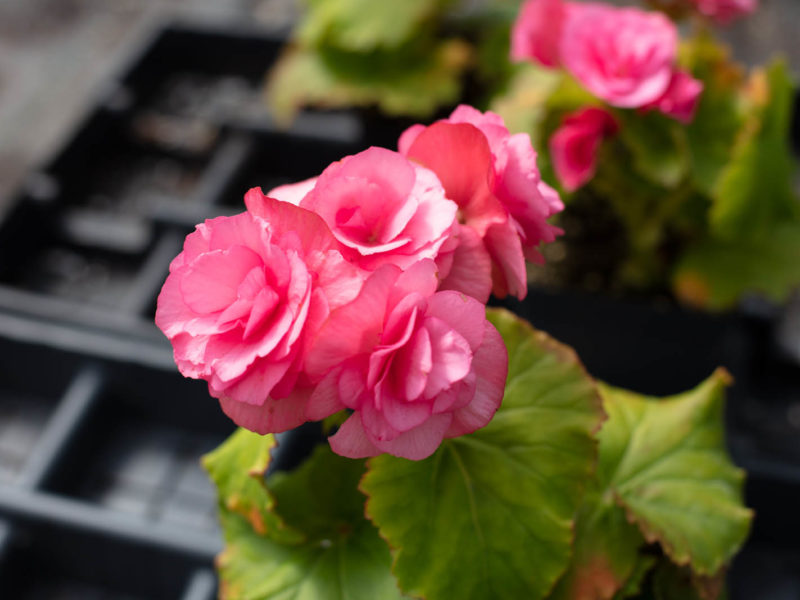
[
  {"left": 550, "top": 107, "right": 618, "bottom": 192},
  {"left": 561, "top": 4, "right": 678, "bottom": 108},
  {"left": 267, "top": 177, "right": 316, "bottom": 206},
  {"left": 155, "top": 191, "right": 364, "bottom": 434},
  {"left": 644, "top": 70, "right": 704, "bottom": 124},
  {"left": 268, "top": 147, "right": 458, "bottom": 273},
  {"left": 304, "top": 260, "right": 508, "bottom": 460},
  {"left": 399, "top": 105, "right": 563, "bottom": 301},
  {"left": 689, "top": 0, "right": 757, "bottom": 23},
  {"left": 512, "top": 1, "right": 703, "bottom": 120},
  {"left": 510, "top": 0, "right": 570, "bottom": 68}
]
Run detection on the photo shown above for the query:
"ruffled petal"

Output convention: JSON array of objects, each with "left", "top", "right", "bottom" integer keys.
[
  {"left": 446, "top": 322, "right": 507, "bottom": 437},
  {"left": 328, "top": 413, "right": 382, "bottom": 458},
  {"left": 371, "top": 413, "right": 453, "bottom": 460},
  {"left": 218, "top": 385, "right": 311, "bottom": 434}
]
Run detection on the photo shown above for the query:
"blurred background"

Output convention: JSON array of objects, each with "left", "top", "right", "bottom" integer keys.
[{"left": 0, "top": 0, "right": 798, "bottom": 207}]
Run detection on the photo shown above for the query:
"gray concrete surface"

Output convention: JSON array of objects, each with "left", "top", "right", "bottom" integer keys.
[
  {"left": 0, "top": 0, "right": 297, "bottom": 204},
  {"left": 0, "top": 0, "right": 796, "bottom": 206}
]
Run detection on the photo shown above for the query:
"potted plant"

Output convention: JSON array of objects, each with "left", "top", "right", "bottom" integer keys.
[{"left": 154, "top": 101, "right": 751, "bottom": 598}]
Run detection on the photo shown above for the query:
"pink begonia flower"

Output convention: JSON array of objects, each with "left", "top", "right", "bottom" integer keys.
[
  {"left": 267, "top": 177, "right": 316, "bottom": 206},
  {"left": 510, "top": 0, "right": 570, "bottom": 68},
  {"left": 689, "top": 0, "right": 757, "bottom": 24},
  {"left": 399, "top": 105, "right": 563, "bottom": 301},
  {"left": 155, "top": 191, "right": 365, "bottom": 434},
  {"left": 268, "top": 147, "right": 459, "bottom": 274},
  {"left": 304, "top": 260, "right": 508, "bottom": 460},
  {"left": 644, "top": 70, "right": 704, "bottom": 124},
  {"left": 550, "top": 107, "right": 618, "bottom": 192},
  {"left": 561, "top": 4, "right": 678, "bottom": 108},
  {"left": 512, "top": 1, "right": 703, "bottom": 121}
]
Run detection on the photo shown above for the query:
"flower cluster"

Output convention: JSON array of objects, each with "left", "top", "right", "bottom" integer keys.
[
  {"left": 512, "top": 0, "right": 703, "bottom": 121},
  {"left": 157, "top": 106, "right": 562, "bottom": 460},
  {"left": 511, "top": 0, "right": 707, "bottom": 192}
]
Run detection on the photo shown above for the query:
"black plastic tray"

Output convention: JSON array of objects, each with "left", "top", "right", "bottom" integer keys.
[
  {"left": 0, "top": 24, "right": 364, "bottom": 344},
  {"left": 0, "top": 319, "right": 226, "bottom": 598}
]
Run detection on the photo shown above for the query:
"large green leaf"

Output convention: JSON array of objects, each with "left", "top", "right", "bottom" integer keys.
[
  {"left": 710, "top": 59, "right": 799, "bottom": 240},
  {"left": 597, "top": 371, "right": 752, "bottom": 576},
  {"left": 361, "top": 308, "right": 605, "bottom": 600},
  {"left": 673, "top": 221, "right": 800, "bottom": 310},
  {"left": 549, "top": 370, "right": 750, "bottom": 599},
  {"left": 206, "top": 434, "right": 405, "bottom": 599},
  {"left": 267, "top": 40, "right": 470, "bottom": 123},
  {"left": 298, "top": 0, "right": 453, "bottom": 51}
]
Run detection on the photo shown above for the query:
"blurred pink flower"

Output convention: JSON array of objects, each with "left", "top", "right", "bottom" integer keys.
[
  {"left": 155, "top": 191, "right": 364, "bottom": 433},
  {"left": 562, "top": 3, "right": 678, "bottom": 108},
  {"left": 304, "top": 260, "right": 508, "bottom": 460},
  {"left": 512, "top": 0, "right": 701, "bottom": 120},
  {"left": 510, "top": 0, "right": 570, "bottom": 68},
  {"left": 550, "top": 106, "right": 618, "bottom": 191},
  {"left": 644, "top": 70, "right": 704, "bottom": 123},
  {"left": 689, "top": 0, "right": 757, "bottom": 23},
  {"left": 399, "top": 105, "right": 563, "bottom": 301}
]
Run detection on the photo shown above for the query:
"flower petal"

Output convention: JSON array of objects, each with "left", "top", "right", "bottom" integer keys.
[
  {"left": 446, "top": 322, "right": 507, "bottom": 437},
  {"left": 405, "top": 122, "right": 505, "bottom": 235},
  {"left": 436, "top": 226, "right": 492, "bottom": 304},
  {"left": 266, "top": 177, "right": 318, "bottom": 206},
  {"left": 329, "top": 413, "right": 382, "bottom": 459},
  {"left": 218, "top": 384, "right": 310, "bottom": 434},
  {"left": 180, "top": 246, "right": 262, "bottom": 314},
  {"left": 372, "top": 413, "right": 453, "bottom": 460}
]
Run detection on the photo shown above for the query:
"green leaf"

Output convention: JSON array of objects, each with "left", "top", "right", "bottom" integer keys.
[
  {"left": 361, "top": 308, "right": 605, "bottom": 600},
  {"left": 682, "top": 33, "right": 746, "bottom": 195},
  {"left": 597, "top": 371, "right": 752, "bottom": 576},
  {"left": 203, "top": 428, "right": 302, "bottom": 544},
  {"left": 217, "top": 507, "right": 407, "bottom": 600},
  {"left": 266, "top": 40, "right": 470, "bottom": 123},
  {"left": 490, "top": 63, "right": 564, "bottom": 147},
  {"left": 208, "top": 436, "right": 405, "bottom": 600},
  {"left": 549, "top": 369, "right": 750, "bottom": 599},
  {"left": 673, "top": 221, "right": 800, "bottom": 310},
  {"left": 298, "top": 0, "right": 453, "bottom": 51},
  {"left": 617, "top": 110, "right": 689, "bottom": 190},
  {"left": 267, "top": 444, "right": 368, "bottom": 539},
  {"left": 710, "top": 58, "right": 799, "bottom": 240},
  {"left": 548, "top": 489, "right": 646, "bottom": 600}
]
